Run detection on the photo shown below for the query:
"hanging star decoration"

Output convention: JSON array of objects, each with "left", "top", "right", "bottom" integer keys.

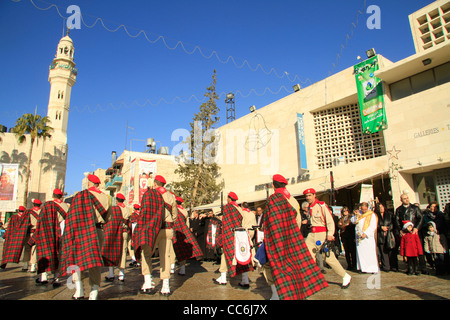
[{"left": 387, "top": 146, "right": 401, "bottom": 160}]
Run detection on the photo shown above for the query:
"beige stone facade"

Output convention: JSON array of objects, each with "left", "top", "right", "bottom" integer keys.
[
  {"left": 195, "top": 3, "right": 450, "bottom": 211},
  {"left": 0, "top": 34, "right": 75, "bottom": 218},
  {"left": 81, "top": 150, "right": 181, "bottom": 206}
]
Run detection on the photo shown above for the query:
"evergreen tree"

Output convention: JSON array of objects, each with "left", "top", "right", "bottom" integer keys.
[{"left": 172, "top": 70, "right": 224, "bottom": 209}]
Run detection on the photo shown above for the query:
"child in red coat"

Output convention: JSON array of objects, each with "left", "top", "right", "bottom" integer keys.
[{"left": 400, "top": 222, "right": 424, "bottom": 275}]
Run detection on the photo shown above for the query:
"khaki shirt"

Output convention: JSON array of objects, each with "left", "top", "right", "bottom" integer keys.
[
  {"left": 161, "top": 191, "right": 178, "bottom": 223},
  {"left": 241, "top": 208, "right": 257, "bottom": 241},
  {"left": 53, "top": 200, "right": 69, "bottom": 223},
  {"left": 286, "top": 195, "right": 303, "bottom": 229},
  {"left": 310, "top": 201, "right": 335, "bottom": 235},
  {"left": 30, "top": 208, "right": 41, "bottom": 228},
  {"left": 88, "top": 190, "right": 111, "bottom": 224},
  {"left": 178, "top": 206, "right": 189, "bottom": 228}
]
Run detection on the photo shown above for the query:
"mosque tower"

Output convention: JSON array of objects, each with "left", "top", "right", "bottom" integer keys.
[{"left": 47, "top": 29, "right": 77, "bottom": 146}]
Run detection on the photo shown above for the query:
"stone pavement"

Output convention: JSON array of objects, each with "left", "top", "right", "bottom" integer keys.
[{"left": 0, "top": 239, "right": 449, "bottom": 301}]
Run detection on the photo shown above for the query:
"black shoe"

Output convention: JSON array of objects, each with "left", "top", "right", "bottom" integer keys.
[
  {"left": 238, "top": 283, "right": 250, "bottom": 289},
  {"left": 72, "top": 295, "right": 86, "bottom": 300},
  {"left": 105, "top": 276, "right": 115, "bottom": 282},
  {"left": 52, "top": 281, "right": 62, "bottom": 288},
  {"left": 140, "top": 288, "right": 155, "bottom": 294},
  {"left": 129, "top": 261, "right": 137, "bottom": 267},
  {"left": 118, "top": 277, "right": 125, "bottom": 283},
  {"left": 35, "top": 278, "right": 48, "bottom": 286}
]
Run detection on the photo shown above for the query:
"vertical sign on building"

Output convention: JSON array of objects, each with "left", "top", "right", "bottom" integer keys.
[
  {"left": 296, "top": 113, "right": 308, "bottom": 170},
  {"left": 0, "top": 163, "right": 19, "bottom": 212},
  {"left": 128, "top": 159, "right": 135, "bottom": 205},
  {"left": 138, "top": 159, "right": 157, "bottom": 203},
  {"left": 354, "top": 55, "right": 387, "bottom": 134}
]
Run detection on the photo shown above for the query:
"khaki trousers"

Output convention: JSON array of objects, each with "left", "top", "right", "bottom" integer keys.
[
  {"left": 119, "top": 232, "right": 129, "bottom": 269},
  {"left": 141, "top": 228, "right": 173, "bottom": 280},
  {"left": 219, "top": 252, "right": 228, "bottom": 273},
  {"left": 262, "top": 264, "right": 274, "bottom": 286},
  {"left": 305, "top": 232, "right": 346, "bottom": 278}
]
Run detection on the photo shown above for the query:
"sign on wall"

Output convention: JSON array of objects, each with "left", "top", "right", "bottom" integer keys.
[
  {"left": 138, "top": 159, "right": 157, "bottom": 203},
  {"left": 354, "top": 55, "right": 387, "bottom": 134},
  {"left": 0, "top": 163, "right": 19, "bottom": 211},
  {"left": 296, "top": 113, "right": 308, "bottom": 170}
]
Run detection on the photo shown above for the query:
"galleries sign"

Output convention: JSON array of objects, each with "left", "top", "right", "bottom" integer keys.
[{"left": 354, "top": 55, "right": 387, "bottom": 134}]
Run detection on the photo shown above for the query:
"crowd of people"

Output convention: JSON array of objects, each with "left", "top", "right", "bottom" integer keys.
[{"left": 0, "top": 173, "right": 449, "bottom": 300}]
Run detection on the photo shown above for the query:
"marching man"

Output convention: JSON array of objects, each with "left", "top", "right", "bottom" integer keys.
[{"left": 214, "top": 192, "right": 253, "bottom": 288}]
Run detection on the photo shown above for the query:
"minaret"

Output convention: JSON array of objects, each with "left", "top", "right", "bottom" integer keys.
[{"left": 47, "top": 29, "right": 77, "bottom": 145}]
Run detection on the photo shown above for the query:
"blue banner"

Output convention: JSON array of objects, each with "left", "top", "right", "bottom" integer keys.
[{"left": 297, "top": 113, "right": 307, "bottom": 170}]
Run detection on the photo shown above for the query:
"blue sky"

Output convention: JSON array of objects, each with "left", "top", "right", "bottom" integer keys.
[{"left": 0, "top": 0, "right": 433, "bottom": 196}]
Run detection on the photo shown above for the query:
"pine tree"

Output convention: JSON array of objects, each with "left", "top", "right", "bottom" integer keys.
[{"left": 172, "top": 70, "right": 224, "bottom": 209}]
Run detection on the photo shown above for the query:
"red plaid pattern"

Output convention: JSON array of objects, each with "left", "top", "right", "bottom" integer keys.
[
  {"left": 28, "top": 201, "right": 67, "bottom": 273},
  {"left": 263, "top": 192, "right": 328, "bottom": 300},
  {"left": 102, "top": 206, "right": 125, "bottom": 266},
  {"left": 173, "top": 212, "right": 203, "bottom": 261},
  {"left": 217, "top": 203, "right": 253, "bottom": 277},
  {"left": 132, "top": 189, "right": 165, "bottom": 259},
  {"left": 59, "top": 190, "right": 108, "bottom": 276},
  {"left": 1, "top": 212, "right": 31, "bottom": 267}
]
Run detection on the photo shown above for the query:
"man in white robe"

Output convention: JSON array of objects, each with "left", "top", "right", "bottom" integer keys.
[{"left": 354, "top": 202, "right": 379, "bottom": 273}]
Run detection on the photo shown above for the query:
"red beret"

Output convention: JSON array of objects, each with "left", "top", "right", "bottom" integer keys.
[
  {"left": 133, "top": 204, "right": 140, "bottom": 210},
  {"left": 228, "top": 192, "right": 238, "bottom": 201},
  {"left": 175, "top": 196, "right": 183, "bottom": 203},
  {"left": 32, "top": 199, "right": 42, "bottom": 205},
  {"left": 53, "top": 188, "right": 63, "bottom": 196},
  {"left": 273, "top": 174, "right": 288, "bottom": 184},
  {"left": 116, "top": 193, "right": 125, "bottom": 200},
  {"left": 303, "top": 188, "right": 316, "bottom": 195},
  {"left": 154, "top": 175, "right": 166, "bottom": 184},
  {"left": 88, "top": 174, "right": 101, "bottom": 184},
  {"left": 19, "top": 206, "right": 26, "bottom": 211}
]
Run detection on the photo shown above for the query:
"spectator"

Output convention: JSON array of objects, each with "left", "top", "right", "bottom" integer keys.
[
  {"left": 423, "top": 221, "right": 448, "bottom": 276},
  {"left": 338, "top": 206, "right": 357, "bottom": 271},
  {"left": 401, "top": 222, "right": 424, "bottom": 276},
  {"left": 300, "top": 201, "right": 311, "bottom": 238},
  {"left": 375, "top": 203, "right": 397, "bottom": 272},
  {"left": 355, "top": 202, "right": 379, "bottom": 273}
]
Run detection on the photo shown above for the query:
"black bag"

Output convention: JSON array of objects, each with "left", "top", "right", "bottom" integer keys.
[{"left": 386, "top": 230, "right": 396, "bottom": 249}]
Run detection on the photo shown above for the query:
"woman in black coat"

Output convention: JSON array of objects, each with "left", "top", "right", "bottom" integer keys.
[
  {"left": 337, "top": 206, "right": 357, "bottom": 270},
  {"left": 375, "top": 202, "right": 397, "bottom": 272}
]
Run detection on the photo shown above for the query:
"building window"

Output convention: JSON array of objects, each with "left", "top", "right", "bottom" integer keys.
[
  {"left": 389, "top": 61, "right": 450, "bottom": 101},
  {"left": 313, "top": 104, "right": 386, "bottom": 170}
]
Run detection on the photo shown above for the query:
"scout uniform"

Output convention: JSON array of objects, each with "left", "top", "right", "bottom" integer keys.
[
  {"left": 117, "top": 193, "right": 132, "bottom": 280},
  {"left": 147, "top": 175, "right": 178, "bottom": 295},
  {"left": 170, "top": 196, "right": 203, "bottom": 275},
  {"left": 60, "top": 174, "right": 110, "bottom": 300},
  {"left": 303, "top": 188, "right": 351, "bottom": 289},
  {"left": 128, "top": 204, "right": 141, "bottom": 266},
  {"left": 262, "top": 175, "right": 328, "bottom": 300},
  {"left": 31, "top": 189, "right": 68, "bottom": 285},
  {"left": 23, "top": 199, "right": 42, "bottom": 272},
  {"left": 104, "top": 193, "right": 130, "bottom": 282},
  {"left": 0, "top": 206, "right": 30, "bottom": 270},
  {"left": 215, "top": 192, "right": 253, "bottom": 288},
  {"left": 132, "top": 189, "right": 165, "bottom": 294}
]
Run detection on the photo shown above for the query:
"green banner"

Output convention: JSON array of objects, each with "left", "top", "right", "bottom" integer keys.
[{"left": 354, "top": 55, "right": 387, "bottom": 134}]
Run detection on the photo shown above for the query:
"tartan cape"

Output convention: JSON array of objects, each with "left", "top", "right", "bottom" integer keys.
[
  {"left": 263, "top": 192, "right": 328, "bottom": 300},
  {"left": 216, "top": 203, "right": 253, "bottom": 277},
  {"left": 1, "top": 212, "right": 30, "bottom": 267},
  {"left": 132, "top": 189, "right": 165, "bottom": 260},
  {"left": 102, "top": 206, "right": 125, "bottom": 266},
  {"left": 28, "top": 201, "right": 67, "bottom": 273},
  {"left": 59, "top": 190, "right": 108, "bottom": 276},
  {"left": 172, "top": 212, "right": 203, "bottom": 261}
]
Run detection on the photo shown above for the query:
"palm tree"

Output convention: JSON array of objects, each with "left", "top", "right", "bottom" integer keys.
[{"left": 12, "top": 113, "right": 53, "bottom": 206}]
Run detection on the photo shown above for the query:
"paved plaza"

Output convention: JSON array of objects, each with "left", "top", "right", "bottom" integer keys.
[{"left": 1, "top": 239, "right": 448, "bottom": 302}]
